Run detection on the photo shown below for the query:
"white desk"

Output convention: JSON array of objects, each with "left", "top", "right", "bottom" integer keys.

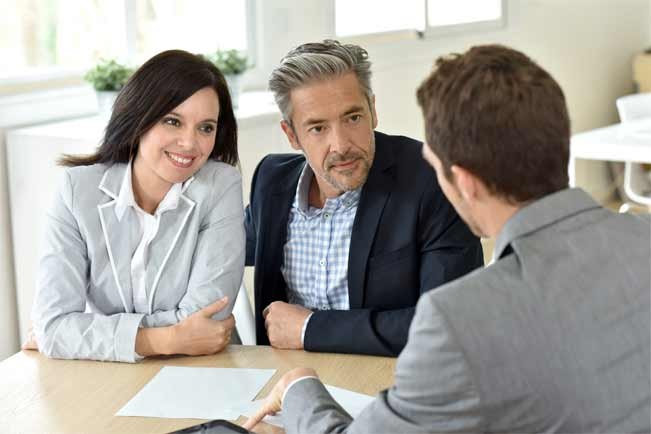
[{"left": 569, "top": 119, "right": 651, "bottom": 186}]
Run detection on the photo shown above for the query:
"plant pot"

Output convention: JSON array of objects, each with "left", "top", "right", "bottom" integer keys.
[
  {"left": 225, "top": 74, "right": 241, "bottom": 109},
  {"left": 96, "top": 90, "right": 119, "bottom": 117}
]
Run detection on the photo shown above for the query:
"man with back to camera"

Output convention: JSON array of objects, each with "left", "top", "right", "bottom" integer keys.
[
  {"left": 244, "top": 40, "right": 484, "bottom": 356},
  {"left": 243, "top": 44, "right": 651, "bottom": 433}
]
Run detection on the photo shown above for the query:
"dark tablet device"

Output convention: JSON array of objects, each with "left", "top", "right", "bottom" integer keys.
[{"left": 167, "top": 419, "right": 251, "bottom": 434}]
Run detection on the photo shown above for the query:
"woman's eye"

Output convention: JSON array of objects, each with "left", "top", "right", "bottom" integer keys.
[
  {"left": 163, "top": 117, "right": 180, "bottom": 127},
  {"left": 200, "top": 124, "right": 215, "bottom": 134}
]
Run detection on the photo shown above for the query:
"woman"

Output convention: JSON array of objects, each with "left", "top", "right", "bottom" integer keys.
[{"left": 29, "top": 50, "right": 245, "bottom": 362}]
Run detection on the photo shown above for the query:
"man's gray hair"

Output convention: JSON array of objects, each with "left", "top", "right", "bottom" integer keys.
[{"left": 269, "top": 40, "right": 373, "bottom": 123}]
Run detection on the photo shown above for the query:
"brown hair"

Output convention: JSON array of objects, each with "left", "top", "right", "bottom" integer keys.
[
  {"left": 60, "top": 50, "right": 238, "bottom": 167},
  {"left": 416, "top": 44, "right": 570, "bottom": 203}
]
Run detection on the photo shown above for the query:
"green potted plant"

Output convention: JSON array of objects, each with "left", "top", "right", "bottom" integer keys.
[
  {"left": 207, "top": 49, "right": 249, "bottom": 108},
  {"left": 84, "top": 59, "right": 133, "bottom": 115}
]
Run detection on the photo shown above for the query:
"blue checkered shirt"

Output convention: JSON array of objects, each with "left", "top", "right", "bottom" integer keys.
[{"left": 281, "top": 163, "right": 361, "bottom": 313}]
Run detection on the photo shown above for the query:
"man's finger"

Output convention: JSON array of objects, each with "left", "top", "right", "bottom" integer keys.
[
  {"left": 262, "top": 304, "right": 271, "bottom": 319},
  {"left": 200, "top": 296, "right": 229, "bottom": 317},
  {"left": 242, "top": 404, "right": 271, "bottom": 430}
]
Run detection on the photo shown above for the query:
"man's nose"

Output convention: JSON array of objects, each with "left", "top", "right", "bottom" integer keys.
[{"left": 329, "top": 125, "right": 352, "bottom": 155}]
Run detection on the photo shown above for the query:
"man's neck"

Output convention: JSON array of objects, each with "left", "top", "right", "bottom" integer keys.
[
  {"left": 481, "top": 198, "right": 522, "bottom": 238},
  {"left": 308, "top": 175, "right": 342, "bottom": 209}
]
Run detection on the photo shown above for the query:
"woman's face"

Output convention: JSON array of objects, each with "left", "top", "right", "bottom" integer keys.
[{"left": 135, "top": 86, "right": 220, "bottom": 186}]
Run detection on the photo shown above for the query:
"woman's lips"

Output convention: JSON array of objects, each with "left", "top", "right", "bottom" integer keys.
[{"left": 165, "top": 151, "right": 196, "bottom": 169}]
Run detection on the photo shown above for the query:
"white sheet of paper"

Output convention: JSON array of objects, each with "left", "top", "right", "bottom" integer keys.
[
  {"left": 116, "top": 366, "right": 276, "bottom": 420},
  {"left": 239, "top": 383, "right": 375, "bottom": 428}
]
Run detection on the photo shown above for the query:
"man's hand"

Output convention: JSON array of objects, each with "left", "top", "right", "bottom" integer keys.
[
  {"left": 21, "top": 326, "right": 39, "bottom": 351},
  {"left": 263, "top": 302, "right": 312, "bottom": 349},
  {"left": 242, "top": 367, "right": 318, "bottom": 431}
]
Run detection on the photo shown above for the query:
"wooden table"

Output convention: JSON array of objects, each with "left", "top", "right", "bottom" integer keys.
[{"left": 0, "top": 345, "right": 396, "bottom": 434}]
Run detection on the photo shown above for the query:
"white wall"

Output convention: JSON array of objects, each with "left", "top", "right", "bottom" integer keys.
[
  {"left": 254, "top": 0, "right": 651, "bottom": 200},
  {"left": 0, "top": 131, "right": 18, "bottom": 358}
]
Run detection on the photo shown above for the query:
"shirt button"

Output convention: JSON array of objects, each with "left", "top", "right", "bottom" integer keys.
[
  {"left": 321, "top": 305, "right": 329, "bottom": 310},
  {"left": 324, "top": 213, "right": 331, "bottom": 219},
  {"left": 319, "top": 259, "right": 326, "bottom": 267}
]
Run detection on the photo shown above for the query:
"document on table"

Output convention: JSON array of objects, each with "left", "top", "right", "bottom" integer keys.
[
  {"left": 238, "top": 383, "right": 375, "bottom": 427},
  {"left": 116, "top": 366, "right": 276, "bottom": 420}
]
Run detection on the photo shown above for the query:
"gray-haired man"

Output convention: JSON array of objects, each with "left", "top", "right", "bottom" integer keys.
[
  {"left": 244, "top": 40, "right": 483, "bottom": 356},
  {"left": 244, "top": 44, "right": 650, "bottom": 434}
]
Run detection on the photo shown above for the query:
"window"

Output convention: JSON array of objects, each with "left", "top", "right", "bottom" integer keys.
[
  {"left": 0, "top": 0, "right": 251, "bottom": 82},
  {"left": 335, "top": 0, "right": 504, "bottom": 38}
]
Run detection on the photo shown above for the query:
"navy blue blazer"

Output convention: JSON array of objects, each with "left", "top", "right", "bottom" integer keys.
[{"left": 244, "top": 131, "right": 483, "bottom": 356}]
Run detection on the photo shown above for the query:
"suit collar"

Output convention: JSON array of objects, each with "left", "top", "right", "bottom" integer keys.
[
  {"left": 98, "top": 163, "right": 126, "bottom": 200},
  {"left": 494, "top": 188, "right": 602, "bottom": 260}
]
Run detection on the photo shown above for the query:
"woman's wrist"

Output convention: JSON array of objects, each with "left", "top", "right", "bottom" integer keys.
[{"left": 135, "top": 326, "right": 176, "bottom": 356}]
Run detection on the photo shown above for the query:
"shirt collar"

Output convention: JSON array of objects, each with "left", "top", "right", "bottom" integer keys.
[
  {"left": 493, "top": 188, "right": 602, "bottom": 260},
  {"left": 114, "top": 160, "right": 186, "bottom": 221},
  {"left": 292, "top": 163, "right": 362, "bottom": 217}
]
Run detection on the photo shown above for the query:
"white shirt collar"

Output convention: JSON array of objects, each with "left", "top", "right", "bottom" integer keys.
[{"left": 114, "top": 161, "right": 186, "bottom": 221}]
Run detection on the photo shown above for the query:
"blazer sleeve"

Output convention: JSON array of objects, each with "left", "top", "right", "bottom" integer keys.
[
  {"left": 304, "top": 173, "right": 484, "bottom": 356},
  {"left": 32, "top": 171, "right": 144, "bottom": 363},
  {"left": 140, "top": 166, "right": 246, "bottom": 327},
  {"left": 282, "top": 294, "right": 484, "bottom": 434}
]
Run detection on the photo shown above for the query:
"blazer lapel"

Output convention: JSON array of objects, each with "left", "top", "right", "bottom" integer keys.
[
  {"left": 97, "top": 165, "right": 134, "bottom": 313},
  {"left": 348, "top": 135, "right": 395, "bottom": 309},
  {"left": 146, "top": 194, "right": 196, "bottom": 313}
]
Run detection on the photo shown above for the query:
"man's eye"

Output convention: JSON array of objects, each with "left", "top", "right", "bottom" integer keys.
[
  {"left": 349, "top": 114, "right": 362, "bottom": 123},
  {"left": 163, "top": 117, "right": 181, "bottom": 127},
  {"left": 310, "top": 126, "right": 324, "bottom": 134}
]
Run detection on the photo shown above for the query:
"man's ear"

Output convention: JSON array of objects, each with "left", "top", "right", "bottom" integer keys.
[
  {"left": 281, "top": 120, "right": 301, "bottom": 151},
  {"left": 450, "top": 165, "right": 480, "bottom": 202}
]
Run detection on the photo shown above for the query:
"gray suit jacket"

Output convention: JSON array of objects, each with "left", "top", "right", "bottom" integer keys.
[
  {"left": 32, "top": 161, "right": 245, "bottom": 362},
  {"left": 283, "top": 188, "right": 651, "bottom": 433}
]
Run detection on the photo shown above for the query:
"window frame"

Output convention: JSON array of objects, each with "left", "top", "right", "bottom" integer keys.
[
  {"left": 0, "top": 0, "right": 258, "bottom": 94},
  {"left": 331, "top": 0, "right": 506, "bottom": 43}
]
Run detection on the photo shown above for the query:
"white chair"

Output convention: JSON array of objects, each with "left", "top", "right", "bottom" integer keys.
[
  {"left": 615, "top": 93, "right": 651, "bottom": 210},
  {"left": 232, "top": 282, "right": 256, "bottom": 345}
]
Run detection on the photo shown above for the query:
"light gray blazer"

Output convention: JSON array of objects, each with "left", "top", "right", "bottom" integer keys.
[
  {"left": 32, "top": 161, "right": 245, "bottom": 363},
  {"left": 282, "top": 188, "right": 651, "bottom": 433}
]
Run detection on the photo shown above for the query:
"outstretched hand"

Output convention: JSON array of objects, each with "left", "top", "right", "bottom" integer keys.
[{"left": 242, "top": 367, "right": 318, "bottom": 431}]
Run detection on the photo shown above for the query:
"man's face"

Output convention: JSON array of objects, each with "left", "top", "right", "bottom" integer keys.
[
  {"left": 421, "top": 143, "right": 485, "bottom": 237},
  {"left": 282, "top": 72, "right": 377, "bottom": 198}
]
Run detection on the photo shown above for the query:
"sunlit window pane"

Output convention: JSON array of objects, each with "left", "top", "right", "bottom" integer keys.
[
  {"left": 135, "top": 0, "right": 247, "bottom": 62},
  {"left": 0, "top": 0, "right": 248, "bottom": 80},
  {"left": 427, "top": 0, "right": 502, "bottom": 27},
  {"left": 335, "top": 0, "right": 425, "bottom": 37},
  {"left": 0, "top": 0, "right": 127, "bottom": 79}
]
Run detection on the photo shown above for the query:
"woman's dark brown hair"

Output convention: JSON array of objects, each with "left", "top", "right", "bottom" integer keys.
[
  {"left": 60, "top": 49, "right": 238, "bottom": 167},
  {"left": 416, "top": 44, "right": 570, "bottom": 204}
]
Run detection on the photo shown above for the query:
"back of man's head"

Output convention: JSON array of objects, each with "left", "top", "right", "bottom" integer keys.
[
  {"left": 269, "top": 39, "right": 374, "bottom": 124},
  {"left": 417, "top": 44, "right": 570, "bottom": 204}
]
